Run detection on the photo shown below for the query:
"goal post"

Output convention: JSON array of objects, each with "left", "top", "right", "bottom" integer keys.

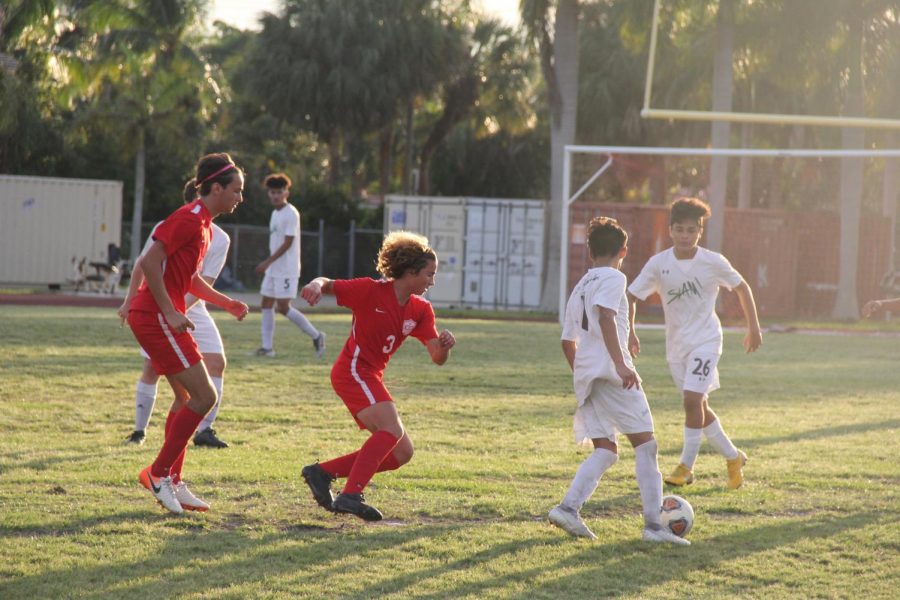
[{"left": 559, "top": 145, "right": 900, "bottom": 323}]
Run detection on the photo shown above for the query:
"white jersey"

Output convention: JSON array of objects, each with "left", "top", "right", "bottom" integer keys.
[
  {"left": 628, "top": 247, "right": 743, "bottom": 359},
  {"left": 142, "top": 221, "right": 231, "bottom": 315},
  {"left": 266, "top": 203, "right": 301, "bottom": 278},
  {"left": 561, "top": 267, "right": 636, "bottom": 405}
]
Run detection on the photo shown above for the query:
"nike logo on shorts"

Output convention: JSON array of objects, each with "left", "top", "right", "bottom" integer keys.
[{"left": 375, "top": 308, "right": 386, "bottom": 313}]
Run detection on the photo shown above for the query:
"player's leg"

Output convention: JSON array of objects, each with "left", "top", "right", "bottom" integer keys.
[
  {"left": 276, "top": 280, "right": 326, "bottom": 357},
  {"left": 257, "top": 279, "right": 277, "bottom": 356},
  {"left": 328, "top": 402, "right": 403, "bottom": 521},
  {"left": 193, "top": 352, "right": 227, "bottom": 447},
  {"left": 626, "top": 430, "right": 689, "bottom": 546},
  {"left": 548, "top": 390, "right": 618, "bottom": 539},
  {"left": 701, "top": 395, "right": 746, "bottom": 489},
  {"left": 128, "top": 359, "right": 159, "bottom": 444}
]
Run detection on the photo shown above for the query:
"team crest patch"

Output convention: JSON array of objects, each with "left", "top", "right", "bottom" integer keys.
[{"left": 402, "top": 319, "right": 417, "bottom": 336}]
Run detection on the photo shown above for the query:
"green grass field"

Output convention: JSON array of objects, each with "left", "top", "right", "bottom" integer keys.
[{"left": 1, "top": 305, "right": 898, "bottom": 599}]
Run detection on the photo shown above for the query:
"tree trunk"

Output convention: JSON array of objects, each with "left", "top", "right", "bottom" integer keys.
[
  {"left": 539, "top": 0, "right": 579, "bottom": 313},
  {"left": 377, "top": 124, "right": 394, "bottom": 203},
  {"left": 832, "top": 12, "right": 865, "bottom": 320},
  {"left": 737, "top": 123, "right": 753, "bottom": 209},
  {"left": 327, "top": 129, "right": 341, "bottom": 186},
  {"left": 129, "top": 127, "right": 146, "bottom": 264},
  {"left": 883, "top": 132, "right": 899, "bottom": 271},
  {"left": 707, "top": 0, "right": 735, "bottom": 251},
  {"left": 403, "top": 99, "right": 415, "bottom": 194}
]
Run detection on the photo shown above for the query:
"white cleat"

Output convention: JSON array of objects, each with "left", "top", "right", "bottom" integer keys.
[
  {"left": 548, "top": 505, "right": 597, "bottom": 539},
  {"left": 139, "top": 466, "right": 183, "bottom": 514},
  {"left": 174, "top": 481, "right": 210, "bottom": 512},
  {"left": 643, "top": 527, "right": 691, "bottom": 546},
  {"left": 313, "top": 332, "right": 326, "bottom": 359}
]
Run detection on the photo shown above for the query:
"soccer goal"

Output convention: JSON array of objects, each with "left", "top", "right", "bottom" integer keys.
[{"left": 559, "top": 145, "right": 900, "bottom": 323}]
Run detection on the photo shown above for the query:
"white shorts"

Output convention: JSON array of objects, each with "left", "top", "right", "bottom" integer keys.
[
  {"left": 669, "top": 349, "right": 721, "bottom": 395},
  {"left": 140, "top": 303, "right": 223, "bottom": 359},
  {"left": 261, "top": 273, "right": 299, "bottom": 299},
  {"left": 573, "top": 379, "right": 655, "bottom": 445}
]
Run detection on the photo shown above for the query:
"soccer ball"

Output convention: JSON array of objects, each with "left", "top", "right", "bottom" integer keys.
[{"left": 660, "top": 495, "right": 694, "bottom": 538}]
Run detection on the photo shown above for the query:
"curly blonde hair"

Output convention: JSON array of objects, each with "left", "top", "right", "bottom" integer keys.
[{"left": 376, "top": 231, "right": 437, "bottom": 279}]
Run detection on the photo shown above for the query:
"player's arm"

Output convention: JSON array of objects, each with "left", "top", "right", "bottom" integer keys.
[
  {"left": 117, "top": 256, "right": 146, "bottom": 325},
  {"left": 734, "top": 281, "right": 762, "bottom": 353},
  {"left": 184, "top": 274, "right": 216, "bottom": 312},
  {"left": 141, "top": 241, "right": 194, "bottom": 333},
  {"left": 255, "top": 236, "right": 294, "bottom": 274},
  {"left": 626, "top": 291, "right": 641, "bottom": 358},
  {"left": 189, "top": 273, "right": 248, "bottom": 320},
  {"left": 862, "top": 297, "right": 900, "bottom": 318},
  {"left": 301, "top": 277, "right": 335, "bottom": 306},
  {"left": 561, "top": 340, "right": 577, "bottom": 371},
  {"left": 426, "top": 330, "right": 456, "bottom": 365},
  {"left": 598, "top": 306, "right": 640, "bottom": 389}
]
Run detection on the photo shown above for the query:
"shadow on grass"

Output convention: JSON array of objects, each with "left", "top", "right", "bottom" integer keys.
[
  {"left": 736, "top": 418, "right": 900, "bottom": 450},
  {"left": 411, "top": 510, "right": 896, "bottom": 599}
]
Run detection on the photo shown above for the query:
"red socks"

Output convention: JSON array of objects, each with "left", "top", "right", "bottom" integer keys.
[
  {"left": 320, "top": 446, "right": 403, "bottom": 479},
  {"left": 342, "top": 430, "right": 400, "bottom": 494},
  {"left": 151, "top": 406, "right": 204, "bottom": 478}
]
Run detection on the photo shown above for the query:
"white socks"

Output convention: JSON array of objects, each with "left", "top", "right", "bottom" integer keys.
[
  {"left": 286, "top": 307, "right": 319, "bottom": 338},
  {"left": 634, "top": 439, "right": 663, "bottom": 529},
  {"left": 704, "top": 419, "right": 739, "bottom": 460},
  {"left": 261, "top": 308, "right": 275, "bottom": 349},
  {"left": 679, "top": 427, "right": 703, "bottom": 469},
  {"left": 561, "top": 448, "right": 618, "bottom": 512},
  {"left": 134, "top": 380, "right": 158, "bottom": 431},
  {"left": 199, "top": 376, "right": 223, "bottom": 432}
]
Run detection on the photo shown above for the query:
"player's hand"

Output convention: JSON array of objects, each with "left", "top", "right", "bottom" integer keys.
[
  {"left": 254, "top": 260, "right": 269, "bottom": 275},
  {"left": 438, "top": 329, "right": 456, "bottom": 349},
  {"left": 861, "top": 300, "right": 882, "bottom": 319},
  {"left": 616, "top": 363, "right": 641, "bottom": 390},
  {"left": 226, "top": 299, "right": 249, "bottom": 321},
  {"left": 743, "top": 326, "right": 763, "bottom": 353},
  {"left": 628, "top": 331, "right": 641, "bottom": 358},
  {"left": 117, "top": 299, "right": 131, "bottom": 327},
  {"left": 301, "top": 281, "right": 322, "bottom": 306},
  {"left": 164, "top": 311, "right": 195, "bottom": 334}
]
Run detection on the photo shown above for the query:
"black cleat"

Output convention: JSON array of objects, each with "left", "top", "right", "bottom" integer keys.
[
  {"left": 332, "top": 492, "right": 383, "bottom": 522},
  {"left": 193, "top": 427, "right": 229, "bottom": 448},
  {"left": 301, "top": 463, "right": 336, "bottom": 511},
  {"left": 125, "top": 430, "right": 146, "bottom": 445}
]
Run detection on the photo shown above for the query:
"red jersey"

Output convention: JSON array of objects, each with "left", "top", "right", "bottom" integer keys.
[
  {"left": 130, "top": 199, "right": 212, "bottom": 314},
  {"left": 334, "top": 278, "right": 438, "bottom": 374}
]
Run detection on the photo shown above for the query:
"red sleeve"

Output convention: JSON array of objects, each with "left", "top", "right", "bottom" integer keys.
[
  {"left": 411, "top": 300, "right": 439, "bottom": 344},
  {"left": 333, "top": 278, "right": 377, "bottom": 311},
  {"left": 153, "top": 213, "right": 199, "bottom": 257}
]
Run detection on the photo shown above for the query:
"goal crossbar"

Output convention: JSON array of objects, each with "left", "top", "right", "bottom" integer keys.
[
  {"left": 559, "top": 145, "right": 900, "bottom": 322},
  {"left": 644, "top": 0, "right": 900, "bottom": 130}
]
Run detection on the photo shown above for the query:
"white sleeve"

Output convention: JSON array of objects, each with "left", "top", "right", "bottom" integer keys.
[
  {"left": 627, "top": 258, "right": 658, "bottom": 301},
  {"left": 281, "top": 207, "right": 299, "bottom": 236},
  {"left": 713, "top": 253, "right": 744, "bottom": 291},
  {"left": 140, "top": 223, "right": 162, "bottom": 257},
  {"left": 591, "top": 271, "right": 627, "bottom": 310},
  {"left": 199, "top": 229, "right": 230, "bottom": 280},
  {"left": 560, "top": 291, "right": 581, "bottom": 342}
]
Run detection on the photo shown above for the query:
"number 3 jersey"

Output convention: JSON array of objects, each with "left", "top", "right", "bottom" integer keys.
[
  {"left": 628, "top": 247, "right": 744, "bottom": 360},
  {"left": 333, "top": 277, "right": 438, "bottom": 376},
  {"left": 561, "top": 266, "right": 636, "bottom": 404}
]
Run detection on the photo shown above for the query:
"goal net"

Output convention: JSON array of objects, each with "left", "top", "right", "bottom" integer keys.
[{"left": 560, "top": 146, "right": 900, "bottom": 323}]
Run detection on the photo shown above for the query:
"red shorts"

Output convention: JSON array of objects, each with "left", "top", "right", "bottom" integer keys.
[
  {"left": 331, "top": 358, "right": 393, "bottom": 429},
  {"left": 128, "top": 310, "right": 202, "bottom": 376}
]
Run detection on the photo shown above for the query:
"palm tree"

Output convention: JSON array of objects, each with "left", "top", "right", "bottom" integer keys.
[
  {"left": 521, "top": 0, "right": 580, "bottom": 312},
  {"left": 68, "top": 0, "right": 219, "bottom": 262}
]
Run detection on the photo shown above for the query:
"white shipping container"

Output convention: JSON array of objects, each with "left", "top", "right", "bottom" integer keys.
[
  {"left": 384, "top": 195, "right": 465, "bottom": 306},
  {"left": 462, "top": 199, "right": 544, "bottom": 309},
  {"left": 0, "top": 175, "right": 123, "bottom": 285},
  {"left": 384, "top": 195, "right": 545, "bottom": 309}
]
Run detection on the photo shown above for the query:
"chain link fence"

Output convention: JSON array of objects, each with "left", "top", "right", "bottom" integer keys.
[{"left": 121, "top": 220, "right": 383, "bottom": 290}]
